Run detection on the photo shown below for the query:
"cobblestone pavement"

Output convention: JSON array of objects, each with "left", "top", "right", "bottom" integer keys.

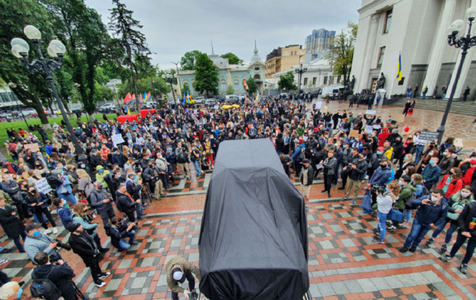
[{"left": 1, "top": 101, "right": 476, "bottom": 299}]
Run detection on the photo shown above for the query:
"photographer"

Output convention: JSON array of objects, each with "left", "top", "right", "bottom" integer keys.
[
  {"left": 399, "top": 189, "right": 448, "bottom": 253},
  {"left": 372, "top": 183, "right": 400, "bottom": 244},
  {"left": 166, "top": 256, "right": 201, "bottom": 300},
  {"left": 105, "top": 216, "right": 138, "bottom": 251},
  {"left": 342, "top": 153, "right": 368, "bottom": 205},
  {"left": 24, "top": 223, "right": 61, "bottom": 263},
  {"left": 32, "top": 251, "right": 77, "bottom": 300},
  {"left": 67, "top": 222, "right": 110, "bottom": 288},
  {"left": 367, "top": 158, "right": 392, "bottom": 211}
]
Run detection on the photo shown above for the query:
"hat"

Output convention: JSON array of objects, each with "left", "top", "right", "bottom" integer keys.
[
  {"left": 402, "top": 175, "right": 411, "bottom": 183},
  {"left": 378, "top": 147, "right": 384, "bottom": 151},
  {"left": 313, "top": 128, "right": 318, "bottom": 132},
  {"left": 301, "top": 158, "right": 310, "bottom": 164},
  {"left": 172, "top": 270, "right": 184, "bottom": 281},
  {"left": 470, "top": 160, "right": 476, "bottom": 164},
  {"left": 66, "top": 222, "right": 81, "bottom": 232},
  {"left": 93, "top": 181, "right": 102, "bottom": 186},
  {"left": 382, "top": 128, "right": 388, "bottom": 132},
  {"left": 96, "top": 165, "right": 104, "bottom": 170}
]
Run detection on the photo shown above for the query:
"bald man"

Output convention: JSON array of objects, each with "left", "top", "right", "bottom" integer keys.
[{"left": 0, "top": 281, "right": 22, "bottom": 300}]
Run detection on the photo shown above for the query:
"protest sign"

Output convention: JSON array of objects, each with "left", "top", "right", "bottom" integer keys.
[
  {"left": 112, "top": 134, "right": 125, "bottom": 145},
  {"left": 454, "top": 138, "right": 464, "bottom": 147},
  {"left": 24, "top": 143, "right": 39, "bottom": 152},
  {"left": 366, "top": 110, "right": 376, "bottom": 115},
  {"left": 315, "top": 101, "right": 323, "bottom": 109},
  {"left": 35, "top": 178, "right": 52, "bottom": 194},
  {"left": 419, "top": 131, "right": 439, "bottom": 142},
  {"left": 404, "top": 116, "right": 421, "bottom": 127},
  {"left": 349, "top": 130, "right": 360, "bottom": 138},
  {"left": 365, "top": 125, "right": 373, "bottom": 133}
]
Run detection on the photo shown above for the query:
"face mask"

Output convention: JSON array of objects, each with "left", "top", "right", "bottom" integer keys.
[
  {"left": 398, "top": 179, "right": 404, "bottom": 185},
  {"left": 385, "top": 187, "right": 390, "bottom": 193},
  {"left": 431, "top": 195, "right": 439, "bottom": 202},
  {"left": 404, "top": 157, "right": 409, "bottom": 161},
  {"left": 343, "top": 145, "right": 347, "bottom": 149},
  {"left": 33, "top": 231, "right": 41, "bottom": 237},
  {"left": 58, "top": 170, "right": 63, "bottom": 174},
  {"left": 461, "top": 191, "right": 471, "bottom": 198},
  {"left": 133, "top": 176, "right": 137, "bottom": 180},
  {"left": 17, "top": 287, "right": 23, "bottom": 298},
  {"left": 410, "top": 179, "right": 414, "bottom": 184},
  {"left": 81, "top": 164, "right": 85, "bottom": 168},
  {"left": 443, "top": 152, "right": 448, "bottom": 156},
  {"left": 429, "top": 160, "right": 435, "bottom": 165},
  {"left": 98, "top": 186, "right": 103, "bottom": 190},
  {"left": 6, "top": 178, "right": 12, "bottom": 181},
  {"left": 377, "top": 151, "right": 382, "bottom": 155},
  {"left": 117, "top": 174, "right": 122, "bottom": 178}
]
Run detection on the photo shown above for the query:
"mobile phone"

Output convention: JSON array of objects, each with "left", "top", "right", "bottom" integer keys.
[{"left": 90, "top": 210, "right": 97, "bottom": 218}]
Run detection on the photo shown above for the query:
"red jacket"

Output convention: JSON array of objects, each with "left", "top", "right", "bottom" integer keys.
[
  {"left": 436, "top": 174, "right": 463, "bottom": 198},
  {"left": 378, "top": 132, "right": 390, "bottom": 147},
  {"left": 462, "top": 167, "right": 476, "bottom": 185}
]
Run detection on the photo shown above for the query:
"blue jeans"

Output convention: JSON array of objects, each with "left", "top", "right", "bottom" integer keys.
[
  {"left": 407, "top": 92, "right": 412, "bottom": 98},
  {"left": 404, "top": 218, "right": 433, "bottom": 248},
  {"left": 414, "top": 145, "right": 425, "bottom": 164},
  {"left": 403, "top": 209, "right": 413, "bottom": 223},
  {"left": 13, "top": 232, "right": 27, "bottom": 252},
  {"left": 193, "top": 160, "right": 201, "bottom": 176},
  {"left": 377, "top": 211, "right": 388, "bottom": 242},
  {"left": 430, "top": 219, "right": 458, "bottom": 244},
  {"left": 119, "top": 230, "right": 136, "bottom": 250},
  {"left": 136, "top": 201, "right": 143, "bottom": 219},
  {"left": 422, "top": 93, "right": 426, "bottom": 99}
]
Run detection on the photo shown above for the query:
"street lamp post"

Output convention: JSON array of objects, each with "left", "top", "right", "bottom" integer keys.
[
  {"left": 294, "top": 58, "right": 307, "bottom": 98},
  {"left": 437, "top": 7, "right": 476, "bottom": 144},
  {"left": 10, "top": 25, "right": 88, "bottom": 167},
  {"left": 162, "top": 73, "right": 177, "bottom": 106}
]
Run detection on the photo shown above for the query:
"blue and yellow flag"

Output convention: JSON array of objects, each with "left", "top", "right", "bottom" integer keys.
[
  {"left": 125, "top": 105, "right": 130, "bottom": 115},
  {"left": 143, "top": 92, "right": 147, "bottom": 102},
  {"left": 255, "top": 89, "right": 260, "bottom": 102},
  {"left": 396, "top": 53, "right": 402, "bottom": 81}
]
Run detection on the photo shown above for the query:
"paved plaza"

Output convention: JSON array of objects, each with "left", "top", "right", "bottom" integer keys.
[{"left": 1, "top": 101, "right": 476, "bottom": 299}]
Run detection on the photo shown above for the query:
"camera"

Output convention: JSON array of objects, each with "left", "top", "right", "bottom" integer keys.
[
  {"left": 371, "top": 185, "right": 386, "bottom": 194},
  {"left": 55, "top": 239, "right": 72, "bottom": 251}
]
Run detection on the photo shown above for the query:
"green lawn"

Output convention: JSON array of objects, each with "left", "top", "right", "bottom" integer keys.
[{"left": 0, "top": 113, "right": 117, "bottom": 146}]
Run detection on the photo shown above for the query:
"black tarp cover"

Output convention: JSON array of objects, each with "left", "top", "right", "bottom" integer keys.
[{"left": 199, "top": 139, "right": 309, "bottom": 300}]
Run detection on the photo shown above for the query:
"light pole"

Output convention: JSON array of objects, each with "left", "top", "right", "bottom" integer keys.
[
  {"left": 162, "top": 72, "right": 177, "bottom": 106},
  {"left": 437, "top": 7, "right": 476, "bottom": 144},
  {"left": 172, "top": 61, "right": 182, "bottom": 96},
  {"left": 10, "top": 25, "right": 88, "bottom": 167},
  {"left": 74, "top": 83, "right": 89, "bottom": 122},
  {"left": 294, "top": 57, "right": 307, "bottom": 97}
]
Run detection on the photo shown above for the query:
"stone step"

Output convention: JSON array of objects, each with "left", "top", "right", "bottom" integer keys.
[{"left": 389, "top": 98, "right": 476, "bottom": 116}]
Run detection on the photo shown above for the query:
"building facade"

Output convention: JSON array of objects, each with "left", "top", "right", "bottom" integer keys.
[
  {"left": 179, "top": 43, "right": 266, "bottom": 96},
  {"left": 305, "top": 28, "right": 336, "bottom": 58},
  {"left": 265, "top": 45, "right": 306, "bottom": 78},
  {"left": 351, "top": 0, "right": 476, "bottom": 100}
]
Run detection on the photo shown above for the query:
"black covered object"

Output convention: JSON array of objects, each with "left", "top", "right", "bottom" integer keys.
[{"left": 199, "top": 139, "right": 309, "bottom": 300}]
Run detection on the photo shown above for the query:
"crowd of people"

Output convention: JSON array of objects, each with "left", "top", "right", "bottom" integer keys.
[{"left": 0, "top": 96, "right": 475, "bottom": 299}]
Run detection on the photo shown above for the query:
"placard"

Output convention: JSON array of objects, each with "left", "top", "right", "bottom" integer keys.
[
  {"left": 35, "top": 178, "right": 52, "bottom": 194},
  {"left": 24, "top": 143, "right": 39, "bottom": 152},
  {"left": 365, "top": 125, "right": 373, "bottom": 133},
  {"left": 373, "top": 124, "right": 381, "bottom": 129},
  {"left": 366, "top": 110, "right": 376, "bottom": 115},
  {"left": 391, "top": 114, "right": 405, "bottom": 123},
  {"left": 322, "top": 106, "right": 328, "bottom": 113},
  {"left": 315, "top": 101, "right": 323, "bottom": 109},
  {"left": 454, "top": 138, "right": 464, "bottom": 147},
  {"left": 405, "top": 116, "right": 421, "bottom": 126},
  {"left": 111, "top": 134, "right": 125, "bottom": 145},
  {"left": 419, "top": 131, "right": 439, "bottom": 142},
  {"left": 349, "top": 130, "right": 360, "bottom": 138}
]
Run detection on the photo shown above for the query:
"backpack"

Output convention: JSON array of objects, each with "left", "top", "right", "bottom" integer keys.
[
  {"left": 46, "top": 173, "right": 63, "bottom": 190},
  {"left": 30, "top": 266, "right": 62, "bottom": 300},
  {"left": 299, "top": 148, "right": 305, "bottom": 160},
  {"left": 405, "top": 191, "right": 418, "bottom": 207},
  {"left": 447, "top": 199, "right": 472, "bottom": 220}
]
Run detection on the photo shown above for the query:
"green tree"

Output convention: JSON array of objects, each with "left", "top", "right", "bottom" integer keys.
[
  {"left": 226, "top": 84, "right": 234, "bottom": 95},
  {"left": 246, "top": 77, "right": 258, "bottom": 96},
  {"left": 180, "top": 50, "right": 202, "bottom": 70},
  {"left": 328, "top": 21, "right": 358, "bottom": 86},
  {"left": 182, "top": 82, "right": 191, "bottom": 95},
  {"left": 193, "top": 53, "right": 218, "bottom": 98},
  {"left": 220, "top": 52, "right": 243, "bottom": 65},
  {"left": 0, "top": 0, "right": 56, "bottom": 127},
  {"left": 109, "top": 0, "right": 149, "bottom": 111},
  {"left": 278, "top": 71, "right": 298, "bottom": 91}
]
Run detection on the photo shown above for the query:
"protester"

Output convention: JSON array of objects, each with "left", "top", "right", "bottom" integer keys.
[
  {"left": 105, "top": 216, "right": 138, "bottom": 251},
  {"left": 0, "top": 198, "right": 26, "bottom": 253},
  {"left": 90, "top": 181, "right": 115, "bottom": 225},
  {"left": 373, "top": 182, "right": 400, "bottom": 244},
  {"left": 24, "top": 223, "right": 60, "bottom": 263}
]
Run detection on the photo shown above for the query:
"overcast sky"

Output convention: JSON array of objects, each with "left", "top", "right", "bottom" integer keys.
[{"left": 85, "top": 0, "right": 360, "bottom": 71}]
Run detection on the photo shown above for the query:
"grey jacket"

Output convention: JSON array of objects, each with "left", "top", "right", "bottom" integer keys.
[
  {"left": 1, "top": 181, "right": 19, "bottom": 195},
  {"left": 324, "top": 157, "right": 337, "bottom": 176},
  {"left": 24, "top": 233, "right": 57, "bottom": 262},
  {"left": 155, "top": 157, "right": 168, "bottom": 173},
  {"left": 90, "top": 189, "right": 114, "bottom": 212}
]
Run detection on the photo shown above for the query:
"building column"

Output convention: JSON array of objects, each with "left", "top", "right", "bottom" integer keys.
[
  {"left": 445, "top": 0, "right": 475, "bottom": 99},
  {"left": 358, "top": 14, "right": 380, "bottom": 92},
  {"left": 421, "top": 0, "right": 457, "bottom": 97}
]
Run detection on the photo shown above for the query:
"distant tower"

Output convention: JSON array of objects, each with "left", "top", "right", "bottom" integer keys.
[
  {"left": 250, "top": 40, "right": 263, "bottom": 63},
  {"left": 211, "top": 40, "right": 214, "bottom": 55}
]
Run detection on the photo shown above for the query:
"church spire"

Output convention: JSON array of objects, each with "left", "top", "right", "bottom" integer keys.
[
  {"left": 211, "top": 40, "right": 214, "bottom": 55},
  {"left": 254, "top": 40, "right": 258, "bottom": 54}
]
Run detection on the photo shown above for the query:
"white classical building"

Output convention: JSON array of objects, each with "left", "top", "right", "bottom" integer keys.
[{"left": 351, "top": 0, "right": 476, "bottom": 99}]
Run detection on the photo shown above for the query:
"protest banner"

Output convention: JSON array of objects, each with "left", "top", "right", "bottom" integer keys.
[
  {"left": 112, "top": 134, "right": 125, "bottom": 145},
  {"left": 35, "top": 178, "right": 52, "bottom": 194}
]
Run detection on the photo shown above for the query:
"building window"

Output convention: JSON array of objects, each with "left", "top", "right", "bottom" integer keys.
[
  {"left": 303, "top": 78, "right": 308, "bottom": 86},
  {"left": 254, "top": 66, "right": 260, "bottom": 71},
  {"left": 337, "top": 76, "right": 341, "bottom": 84},
  {"left": 234, "top": 79, "right": 239, "bottom": 90},
  {"left": 324, "top": 76, "right": 328, "bottom": 85},
  {"left": 254, "top": 74, "right": 260, "bottom": 80},
  {"left": 313, "top": 77, "right": 317, "bottom": 85},
  {"left": 377, "top": 46, "right": 386, "bottom": 68},
  {"left": 384, "top": 9, "right": 392, "bottom": 34},
  {"left": 398, "top": 77, "right": 405, "bottom": 86},
  {"left": 221, "top": 80, "right": 226, "bottom": 91}
]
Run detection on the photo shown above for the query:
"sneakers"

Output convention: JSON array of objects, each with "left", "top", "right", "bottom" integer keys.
[
  {"left": 321, "top": 189, "right": 328, "bottom": 193},
  {"left": 440, "top": 244, "right": 447, "bottom": 253},
  {"left": 342, "top": 196, "right": 348, "bottom": 200},
  {"left": 399, "top": 223, "right": 410, "bottom": 229},
  {"left": 372, "top": 238, "right": 385, "bottom": 244},
  {"left": 98, "top": 272, "right": 111, "bottom": 281},
  {"left": 51, "top": 227, "right": 58, "bottom": 234},
  {"left": 387, "top": 225, "right": 397, "bottom": 231},
  {"left": 142, "top": 203, "right": 149, "bottom": 207},
  {"left": 0, "top": 259, "right": 8, "bottom": 266},
  {"left": 352, "top": 200, "right": 357, "bottom": 205},
  {"left": 440, "top": 254, "right": 452, "bottom": 262},
  {"left": 0, "top": 248, "right": 13, "bottom": 253},
  {"left": 372, "top": 229, "right": 380, "bottom": 236},
  {"left": 337, "top": 187, "right": 345, "bottom": 190},
  {"left": 426, "top": 238, "right": 434, "bottom": 245},
  {"left": 409, "top": 246, "right": 417, "bottom": 253},
  {"left": 44, "top": 228, "right": 52, "bottom": 235},
  {"left": 130, "top": 241, "right": 139, "bottom": 245},
  {"left": 399, "top": 246, "right": 409, "bottom": 253},
  {"left": 95, "top": 281, "right": 106, "bottom": 288},
  {"left": 460, "top": 264, "right": 468, "bottom": 274}
]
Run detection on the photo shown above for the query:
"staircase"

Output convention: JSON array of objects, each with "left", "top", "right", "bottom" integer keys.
[{"left": 389, "top": 98, "right": 476, "bottom": 116}]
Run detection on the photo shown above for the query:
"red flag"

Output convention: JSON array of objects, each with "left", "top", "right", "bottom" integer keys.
[
  {"left": 243, "top": 79, "right": 249, "bottom": 90},
  {"left": 146, "top": 92, "right": 151, "bottom": 99},
  {"left": 123, "top": 93, "right": 132, "bottom": 104}
]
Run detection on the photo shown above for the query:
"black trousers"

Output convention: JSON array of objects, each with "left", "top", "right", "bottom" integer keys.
[
  {"left": 159, "top": 173, "right": 169, "bottom": 191},
  {"left": 324, "top": 173, "right": 334, "bottom": 195},
  {"left": 35, "top": 207, "right": 56, "bottom": 229},
  {"left": 294, "top": 161, "right": 302, "bottom": 177},
  {"left": 99, "top": 208, "right": 115, "bottom": 226},
  {"left": 171, "top": 271, "right": 195, "bottom": 300},
  {"left": 340, "top": 168, "right": 351, "bottom": 188},
  {"left": 15, "top": 202, "right": 30, "bottom": 220},
  {"left": 89, "top": 262, "right": 102, "bottom": 284}
]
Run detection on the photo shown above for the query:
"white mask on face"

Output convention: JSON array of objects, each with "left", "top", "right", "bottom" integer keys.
[
  {"left": 431, "top": 195, "right": 439, "bottom": 202},
  {"left": 461, "top": 191, "right": 471, "bottom": 198}
]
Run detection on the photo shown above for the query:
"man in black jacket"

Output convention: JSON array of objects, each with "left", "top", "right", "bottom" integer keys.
[
  {"left": 33, "top": 251, "right": 77, "bottom": 300},
  {"left": 117, "top": 182, "right": 140, "bottom": 222},
  {"left": 342, "top": 153, "right": 368, "bottom": 204},
  {"left": 338, "top": 148, "right": 360, "bottom": 190},
  {"left": 105, "top": 217, "right": 138, "bottom": 251},
  {"left": 142, "top": 159, "right": 157, "bottom": 195},
  {"left": 67, "top": 222, "right": 110, "bottom": 288}
]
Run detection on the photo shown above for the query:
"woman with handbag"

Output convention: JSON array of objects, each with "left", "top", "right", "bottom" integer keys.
[
  {"left": 427, "top": 186, "right": 474, "bottom": 253},
  {"left": 26, "top": 185, "right": 57, "bottom": 234},
  {"left": 372, "top": 183, "right": 401, "bottom": 244}
]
